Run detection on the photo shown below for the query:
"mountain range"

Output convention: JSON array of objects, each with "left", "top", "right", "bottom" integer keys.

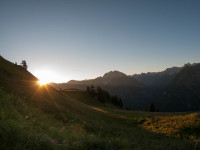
[{"left": 50, "top": 63, "right": 200, "bottom": 112}]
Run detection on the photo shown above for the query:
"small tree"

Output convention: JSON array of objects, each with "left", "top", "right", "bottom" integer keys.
[
  {"left": 21, "top": 60, "right": 28, "bottom": 70},
  {"left": 149, "top": 103, "right": 156, "bottom": 112},
  {"left": 86, "top": 86, "right": 90, "bottom": 92},
  {"left": 96, "top": 86, "right": 105, "bottom": 103},
  {"left": 90, "top": 85, "right": 96, "bottom": 97}
]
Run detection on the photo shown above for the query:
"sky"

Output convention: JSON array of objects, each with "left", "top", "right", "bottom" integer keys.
[{"left": 0, "top": 0, "right": 200, "bottom": 83}]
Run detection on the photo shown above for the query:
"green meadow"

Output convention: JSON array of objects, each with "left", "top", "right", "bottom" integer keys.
[{"left": 1, "top": 87, "right": 200, "bottom": 150}]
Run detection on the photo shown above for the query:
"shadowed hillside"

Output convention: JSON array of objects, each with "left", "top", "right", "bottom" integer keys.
[
  {"left": 0, "top": 56, "right": 37, "bottom": 81},
  {"left": 157, "top": 63, "right": 200, "bottom": 112}
]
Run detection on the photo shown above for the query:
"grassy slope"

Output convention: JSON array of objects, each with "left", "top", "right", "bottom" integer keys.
[{"left": 0, "top": 56, "right": 200, "bottom": 150}]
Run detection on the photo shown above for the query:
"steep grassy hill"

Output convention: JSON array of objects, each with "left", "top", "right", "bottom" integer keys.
[
  {"left": 1, "top": 56, "right": 200, "bottom": 150},
  {"left": 0, "top": 56, "right": 37, "bottom": 81}
]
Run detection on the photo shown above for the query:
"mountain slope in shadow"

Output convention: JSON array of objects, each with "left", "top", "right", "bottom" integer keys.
[
  {"left": 51, "top": 63, "right": 200, "bottom": 112},
  {"left": 50, "top": 71, "right": 148, "bottom": 110},
  {"left": 157, "top": 63, "right": 200, "bottom": 112}
]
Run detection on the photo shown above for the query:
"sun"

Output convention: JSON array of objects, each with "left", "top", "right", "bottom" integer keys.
[
  {"left": 33, "top": 69, "right": 68, "bottom": 85},
  {"left": 38, "top": 80, "right": 48, "bottom": 86}
]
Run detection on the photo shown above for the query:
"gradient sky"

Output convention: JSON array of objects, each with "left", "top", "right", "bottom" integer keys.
[{"left": 1, "top": 0, "right": 200, "bottom": 83}]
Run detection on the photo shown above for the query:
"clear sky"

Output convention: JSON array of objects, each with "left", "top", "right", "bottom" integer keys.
[{"left": 0, "top": 0, "right": 200, "bottom": 83}]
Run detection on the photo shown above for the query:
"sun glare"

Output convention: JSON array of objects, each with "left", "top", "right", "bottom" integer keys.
[
  {"left": 33, "top": 69, "right": 68, "bottom": 85},
  {"left": 38, "top": 80, "right": 48, "bottom": 86}
]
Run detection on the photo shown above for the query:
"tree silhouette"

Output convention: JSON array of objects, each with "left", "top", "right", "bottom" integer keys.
[
  {"left": 96, "top": 86, "right": 105, "bottom": 103},
  {"left": 149, "top": 103, "right": 156, "bottom": 112},
  {"left": 85, "top": 85, "right": 123, "bottom": 108},
  {"left": 118, "top": 98, "right": 123, "bottom": 108},
  {"left": 90, "top": 85, "right": 96, "bottom": 97},
  {"left": 86, "top": 86, "right": 90, "bottom": 92},
  {"left": 21, "top": 60, "right": 28, "bottom": 70}
]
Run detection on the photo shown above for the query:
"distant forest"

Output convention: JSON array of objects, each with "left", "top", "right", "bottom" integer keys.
[{"left": 86, "top": 85, "right": 123, "bottom": 108}]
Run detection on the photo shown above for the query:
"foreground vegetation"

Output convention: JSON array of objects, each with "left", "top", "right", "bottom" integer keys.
[{"left": 1, "top": 87, "right": 200, "bottom": 150}]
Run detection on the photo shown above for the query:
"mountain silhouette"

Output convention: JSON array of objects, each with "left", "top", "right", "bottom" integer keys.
[
  {"left": 51, "top": 63, "right": 200, "bottom": 111},
  {"left": 50, "top": 70, "right": 145, "bottom": 109},
  {"left": 132, "top": 66, "right": 182, "bottom": 88}
]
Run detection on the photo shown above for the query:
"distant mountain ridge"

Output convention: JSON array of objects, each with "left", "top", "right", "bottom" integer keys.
[
  {"left": 52, "top": 70, "right": 143, "bottom": 89},
  {"left": 50, "top": 63, "right": 200, "bottom": 111},
  {"left": 103, "top": 71, "right": 127, "bottom": 78},
  {"left": 132, "top": 66, "right": 182, "bottom": 88},
  {"left": 50, "top": 67, "right": 184, "bottom": 110},
  {"left": 50, "top": 70, "right": 145, "bottom": 109}
]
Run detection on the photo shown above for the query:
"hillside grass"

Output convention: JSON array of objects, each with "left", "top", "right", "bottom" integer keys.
[
  {"left": 61, "top": 89, "right": 120, "bottom": 109},
  {"left": 1, "top": 86, "right": 199, "bottom": 150},
  {"left": 141, "top": 113, "right": 200, "bottom": 142}
]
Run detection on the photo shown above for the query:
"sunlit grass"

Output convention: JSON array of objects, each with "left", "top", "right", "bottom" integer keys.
[{"left": 141, "top": 113, "right": 200, "bottom": 142}]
